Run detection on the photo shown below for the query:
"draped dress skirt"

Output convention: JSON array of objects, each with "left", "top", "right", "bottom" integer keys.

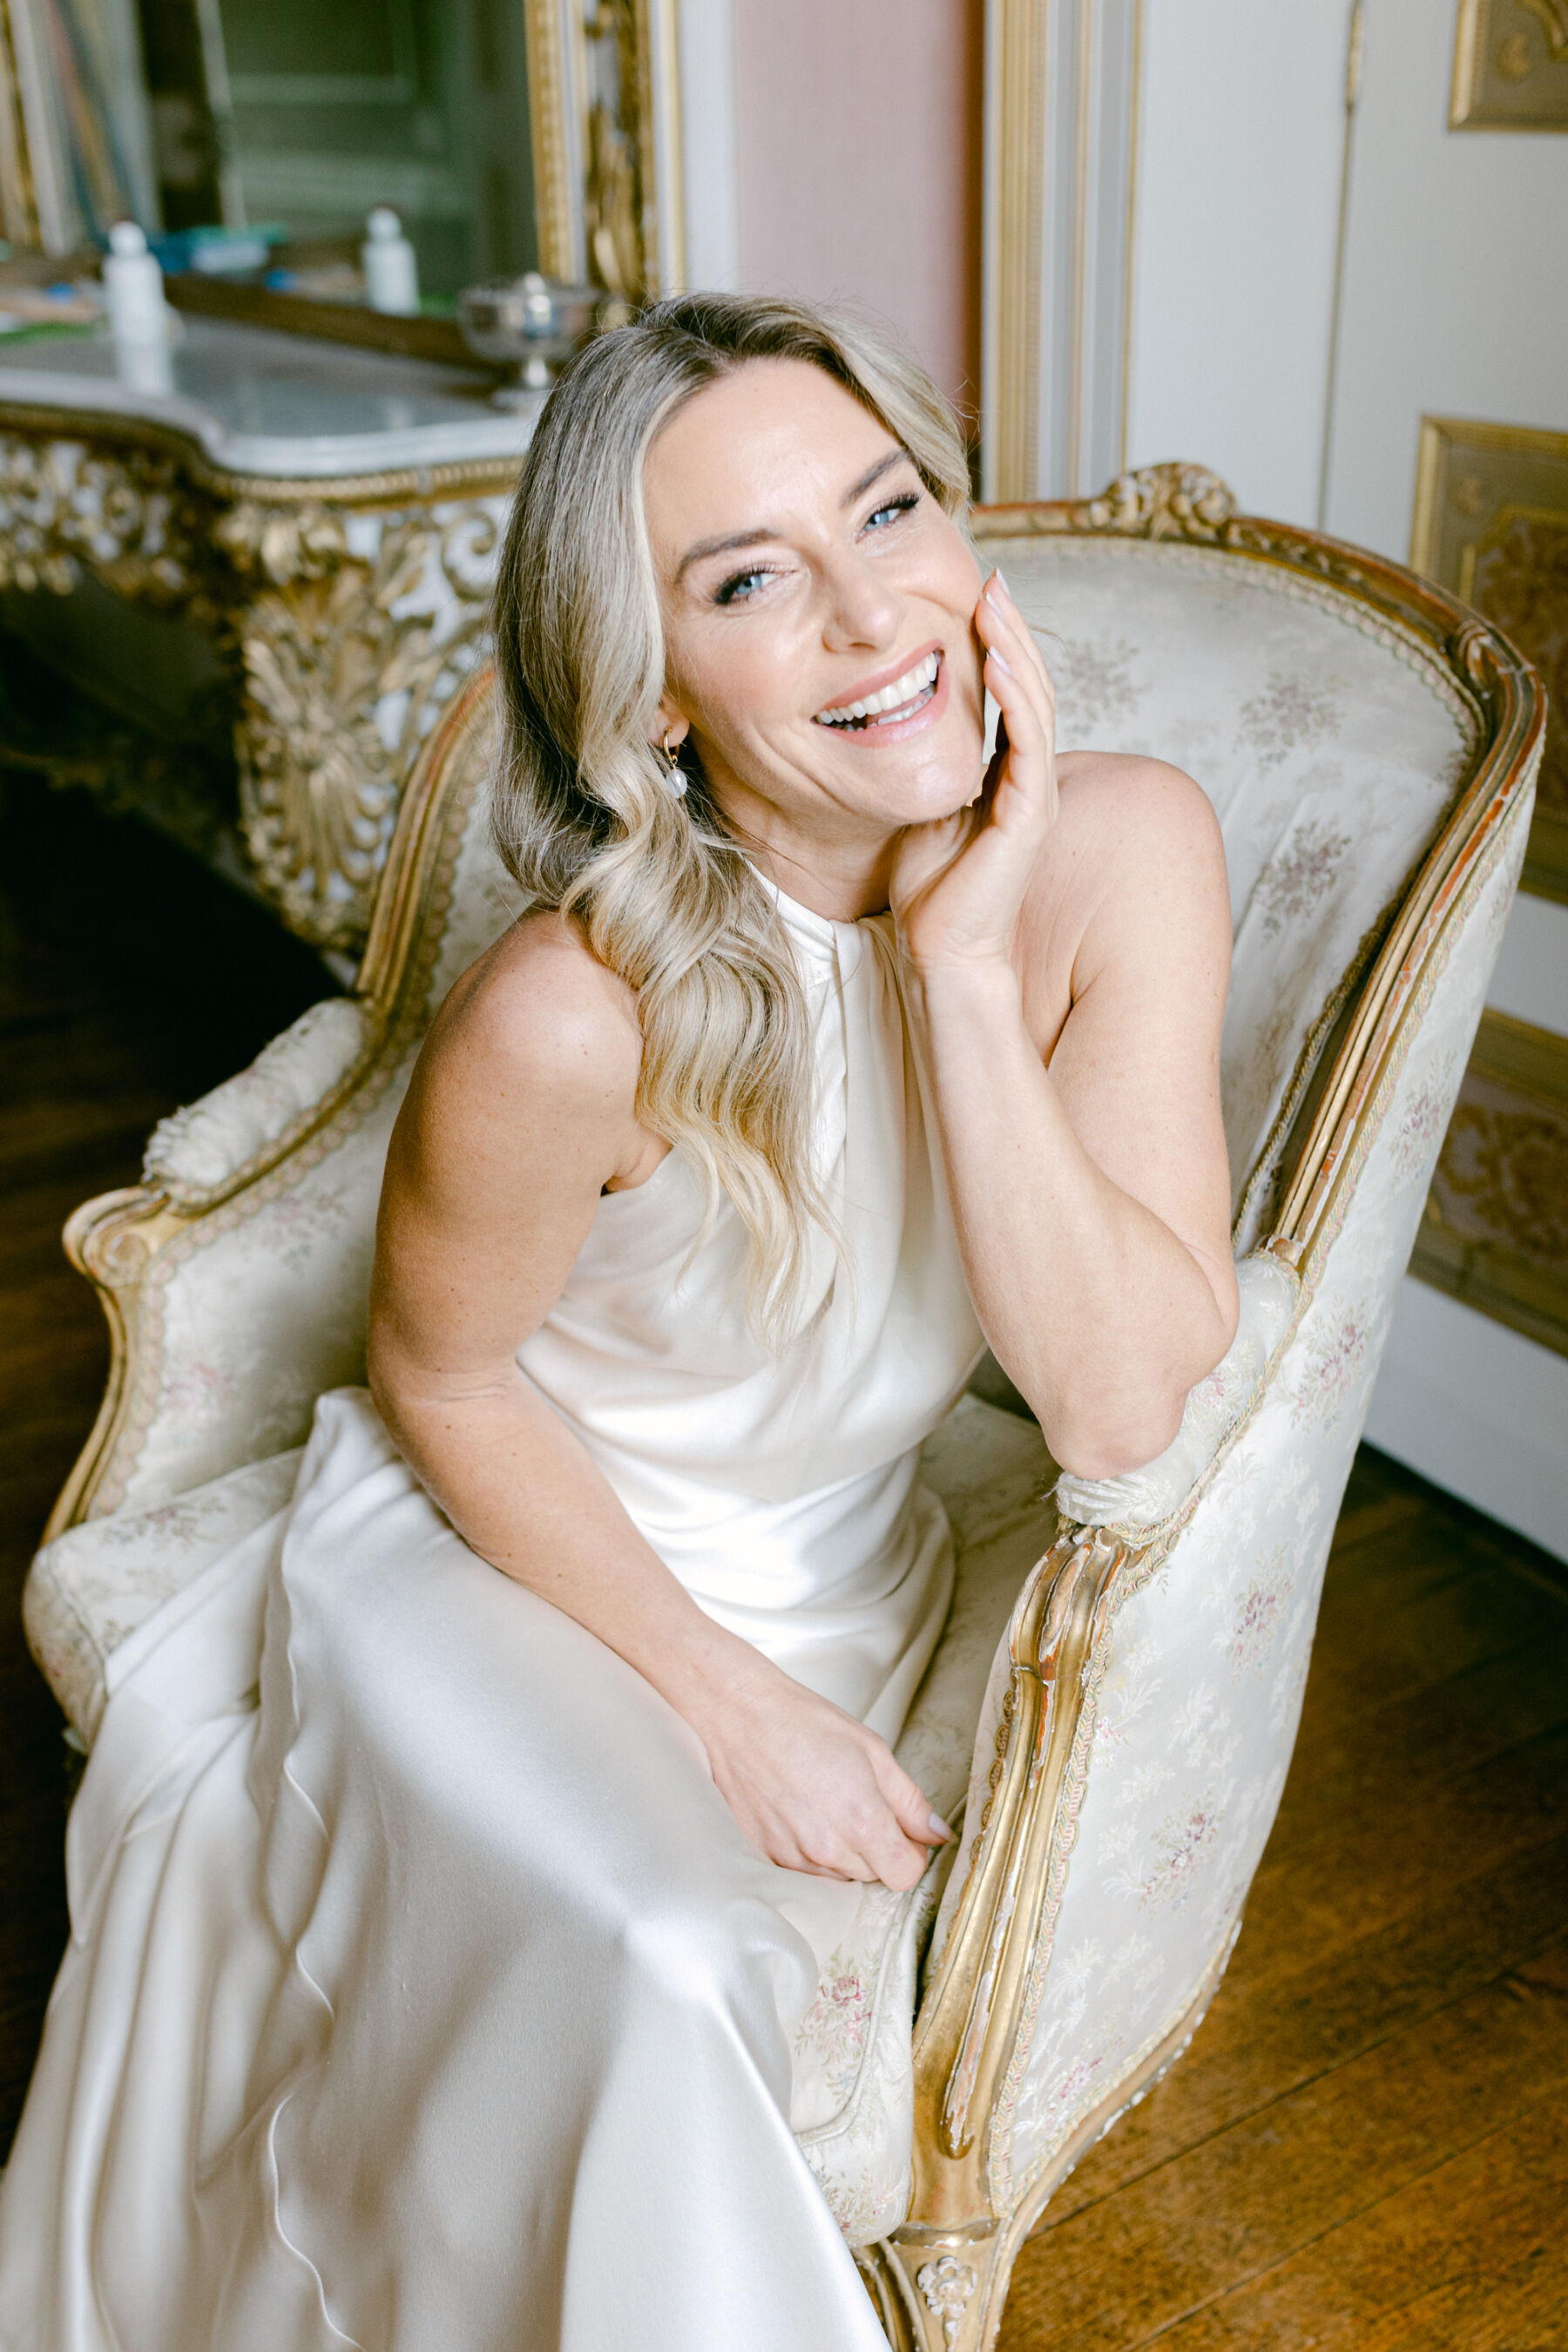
[{"left": 0, "top": 887, "right": 985, "bottom": 2352}]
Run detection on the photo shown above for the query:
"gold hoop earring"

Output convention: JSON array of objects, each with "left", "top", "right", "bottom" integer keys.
[{"left": 659, "top": 726, "right": 688, "bottom": 801}]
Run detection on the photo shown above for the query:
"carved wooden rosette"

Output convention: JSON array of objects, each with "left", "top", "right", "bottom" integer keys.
[{"left": 0, "top": 415, "right": 516, "bottom": 952}]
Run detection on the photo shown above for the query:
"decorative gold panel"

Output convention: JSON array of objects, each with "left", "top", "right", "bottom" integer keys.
[
  {"left": 1411, "top": 416, "right": 1568, "bottom": 903},
  {"left": 1410, "top": 1007, "right": 1568, "bottom": 1357},
  {"left": 1451, "top": 0, "right": 1568, "bottom": 128}
]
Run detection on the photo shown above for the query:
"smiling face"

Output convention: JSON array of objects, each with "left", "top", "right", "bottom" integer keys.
[{"left": 641, "top": 357, "right": 985, "bottom": 901}]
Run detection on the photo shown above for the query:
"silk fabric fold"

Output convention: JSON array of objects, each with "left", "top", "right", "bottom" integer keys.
[{"left": 0, "top": 887, "right": 983, "bottom": 2349}]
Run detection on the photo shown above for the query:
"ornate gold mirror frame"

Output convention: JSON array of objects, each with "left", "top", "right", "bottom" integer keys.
[{"left": 528, "top": 0, "right": 685, "bottom": 307}]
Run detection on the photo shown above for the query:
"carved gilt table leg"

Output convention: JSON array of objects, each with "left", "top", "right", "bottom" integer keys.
[
  {"left": 0, "top": 418, "right": 516, "bottom": 958},
  {"left": 214, "top": 494, "right": 505, "bottom": 956}
]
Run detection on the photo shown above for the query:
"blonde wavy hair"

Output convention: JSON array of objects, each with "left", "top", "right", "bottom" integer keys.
[{"left": 490, "top": 292, "right": 971, "bottom": 1339}]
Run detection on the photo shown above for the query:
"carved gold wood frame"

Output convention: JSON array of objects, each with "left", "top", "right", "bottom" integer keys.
[
  {"left": 527, "top": 0, "right": 685, "bottom": 300},
  {"left": 37, "top": 468, "right": 1544, "bottom": 2352},
  {"left": 1451, "top": 0, "right": 1568, "bottom": 128},
  {"left": 0, "top": 399, "right": 521, "bottom": 954},
  {"left": 982, "top": 0, "right": 1050, "bottom": 501},
  {"left": 1411, "top": 415, "right": 1568, "bottom": 903}
]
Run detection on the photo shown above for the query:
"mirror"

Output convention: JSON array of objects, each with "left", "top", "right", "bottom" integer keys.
[
  {"left": 0, "top": 0, "right": 679, "bottom": 359},
  {"left": 139, "top": 0, "right": 540, "bottom": 299}
]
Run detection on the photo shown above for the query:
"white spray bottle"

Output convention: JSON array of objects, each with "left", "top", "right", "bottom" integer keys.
[{"left": 362, "top": 208, "right": 420, "bottom": 315}]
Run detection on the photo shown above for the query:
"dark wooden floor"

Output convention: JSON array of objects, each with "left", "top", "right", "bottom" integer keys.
[
  {"left": 1000, "top": 1450, "right": 1568, "bottom": 2350},
  {"left": 0, "top": 772, "right": 328, "bottom": 2148},
  {"left": 3, "top": 775, "right": 1565, "bottom": 2348}
]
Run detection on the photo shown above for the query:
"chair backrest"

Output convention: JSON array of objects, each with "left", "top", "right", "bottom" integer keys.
[
  {"left": 57, "top": 466, "right": 1534, "bottom": 1524},
  {"left": 970, "top": 516, "right": 1479, "bottom": 1247}
]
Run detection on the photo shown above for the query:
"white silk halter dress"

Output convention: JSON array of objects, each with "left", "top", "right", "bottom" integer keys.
[{"left": 0, "top": 885, "right": 985, "bottom": 2352}]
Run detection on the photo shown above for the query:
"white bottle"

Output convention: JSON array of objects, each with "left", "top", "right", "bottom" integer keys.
[
  {"left": 362, "top": 208, "right": 419, "bottom": 315},
  {"left": 103, "top": 220, "right": 169, "bottom": 344}
]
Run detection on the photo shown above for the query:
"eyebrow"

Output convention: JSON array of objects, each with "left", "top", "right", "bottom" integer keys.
[{"left": 672, "top": 445, "right": 915, "bottom": 583}]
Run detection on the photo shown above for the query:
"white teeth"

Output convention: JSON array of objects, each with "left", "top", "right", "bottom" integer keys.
[{"left": 815, "top": 651, "right": 939, "bottom": 727}]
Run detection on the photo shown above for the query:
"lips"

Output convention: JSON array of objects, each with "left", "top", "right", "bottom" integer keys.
[{"left": 814, "top": 648, "right": 942, "bottom": 730}]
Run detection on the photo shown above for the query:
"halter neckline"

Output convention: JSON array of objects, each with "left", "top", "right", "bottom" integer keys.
[{"left": 747, "top": 863, "right": 893, "bottom": 963}]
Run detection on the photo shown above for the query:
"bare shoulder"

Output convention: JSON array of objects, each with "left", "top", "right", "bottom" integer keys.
[
  {"left": 1054, "top": 750, "right": 1223, "bottom": 889},
  {"left": 389, "top": 910, "right": 648, "bottom": 1209},
  {"left": 417, "top": 908, "right": 643, "bottom": 1119},
  {"left": 1019, "top": 753, "right": 1229, "bottom": 1044}
]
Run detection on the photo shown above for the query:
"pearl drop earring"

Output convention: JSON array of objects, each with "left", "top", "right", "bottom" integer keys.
[{"left": 659, "top": 727, "right": 688, "bottom": 800}]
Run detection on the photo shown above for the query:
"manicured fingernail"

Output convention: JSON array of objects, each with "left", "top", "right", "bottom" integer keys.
[
  {"left": 988, "top": 646, "right": 1014, "bottom": 677},
  {"left": 928, "top": 1809, "right": 954, "bottom": 1842}
]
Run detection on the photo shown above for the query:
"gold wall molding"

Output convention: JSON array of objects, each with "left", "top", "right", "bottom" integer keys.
[
  {"left": 981, "top": 0, "right": 1143, "bottom": 504},
  {"left": 0, "top": 0, "right": 72, "bottom": 251},
  {"left": 1411, "top": 414, "right": 1568, "bottom": 903},
  {"left": 1411, "top": 1006, "right": 1568, "bottom": 1357},
  {"left": 1452, "top": 0, "right": 1568, "bottom": 128},
  {"left": 0, "top": 0, "right": 39, "bottom": 248},
  {"left": 983, "top": 0, "right": 1049, "bottom": 501}
]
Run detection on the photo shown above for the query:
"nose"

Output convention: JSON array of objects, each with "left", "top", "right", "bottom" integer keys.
[{"left": 819, "top": 544, "right": 902, "bottom": 654}]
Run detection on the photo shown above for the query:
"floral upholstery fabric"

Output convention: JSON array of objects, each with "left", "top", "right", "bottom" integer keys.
[
  {"left": 1054, "top": 1251, "right": 1299, "bottom": 1535},
  {"left": 143, "top": 1001, "right": 369, "bottom": 1200},
  {"left": 969, "top": 533, "right": 1478, "bottom": 1245},
  {"left": 25, "top": 1450, "right": 304, "bottom": 1744},
  {"left": 984, "top": 794, "right": 1530, "bottom": 2211}
]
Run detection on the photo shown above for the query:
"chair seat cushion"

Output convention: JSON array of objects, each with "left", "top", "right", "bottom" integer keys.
[{"left": 26, "top": 1394, "right": 1056, "bottom": 2243}]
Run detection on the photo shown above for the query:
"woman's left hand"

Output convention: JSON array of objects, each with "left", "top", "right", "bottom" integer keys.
[{"left": 889, "top": 571, "right": 1058, "bottom": 974}]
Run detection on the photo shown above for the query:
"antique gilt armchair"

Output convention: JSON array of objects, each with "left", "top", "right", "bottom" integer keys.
[{"left": 24, "top": 466, "right": 1539, "bottom": 2352}]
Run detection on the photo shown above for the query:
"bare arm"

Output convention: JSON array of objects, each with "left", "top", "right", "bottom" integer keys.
[
  {"left": 368, "top": 915, "right": 945, "bottom": 1887},
  {"left": 894, "top": 578, "right": 1238, "bottom": 1477}
]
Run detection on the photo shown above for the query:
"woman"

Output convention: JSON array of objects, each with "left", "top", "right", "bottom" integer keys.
[{"left": 0, "top": 295, "right": 1235, "bottom": 2352}]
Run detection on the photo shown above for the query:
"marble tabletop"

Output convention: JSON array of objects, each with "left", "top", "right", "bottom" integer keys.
[{"left": 0, "top": 315, "right": 532, "bottom": 478}]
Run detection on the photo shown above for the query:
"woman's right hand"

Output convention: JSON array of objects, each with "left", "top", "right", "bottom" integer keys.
[{"left": 686, "top": 1649, "right": 951, "bottom": 1889}]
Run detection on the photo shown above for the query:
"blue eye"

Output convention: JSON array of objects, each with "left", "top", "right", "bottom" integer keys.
[
  {"left": 714, "top": 567, "right": 774, "bottom": 606},
  {"left": 866, "top": 492, "right": 920, "bottom": 531}
]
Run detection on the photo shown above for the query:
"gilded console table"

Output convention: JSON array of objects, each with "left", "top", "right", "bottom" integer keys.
[{"left": 0, "top": 319, "right": 530, "bottom": 957}]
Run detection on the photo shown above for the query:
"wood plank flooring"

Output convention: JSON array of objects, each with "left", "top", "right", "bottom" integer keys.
[
  {"left": 3, "top": 773, "right": 1565, "bottom": 2346},
  {"left": 0, "top": 773, "right": 328, "bottom": 2148},
  {"left": 999, "top": 1421, "right": 1568, "bottom": 2348}
]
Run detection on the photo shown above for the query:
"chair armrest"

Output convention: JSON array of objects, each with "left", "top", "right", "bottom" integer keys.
[
  {"left": 143, "top": 997, "right": 369, "bottom": 1202},
  {"left": 1053, "top": 1250, "right": 1301, "bottom": 1534}
]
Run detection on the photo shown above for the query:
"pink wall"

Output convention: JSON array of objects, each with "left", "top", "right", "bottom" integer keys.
[{"left": 731, "top": 0, "right": 983, "bottom": 426}]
